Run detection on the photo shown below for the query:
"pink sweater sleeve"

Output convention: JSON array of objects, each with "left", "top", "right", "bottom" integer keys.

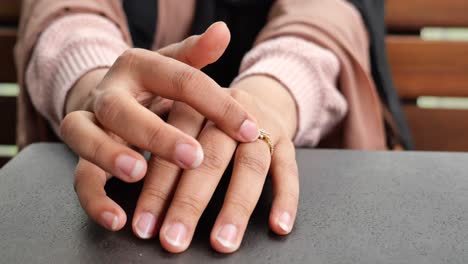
[
  {"left": 25, "top": 14, "right": 129, "bottom": 135},
  {"left": 233, "top": 36, "right": 348, "bottom": 147}
]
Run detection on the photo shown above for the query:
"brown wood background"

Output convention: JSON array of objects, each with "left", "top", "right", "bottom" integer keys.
[
  {"left": 0, "top": 0, "right": 20, "bottom": 24},
  {"left": 386, "top": 0, "right": 468, "bottom": 30},
  {"left": 0, "top": 27, "right": 17, "bottom": 83},
  {"left": 386, "top": 0, "right": 468, "bottom": 151}
]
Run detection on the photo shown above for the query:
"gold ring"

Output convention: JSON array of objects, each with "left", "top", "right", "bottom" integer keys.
[{"left": 258, "top": 129, "right": 274, "bottom": 155}]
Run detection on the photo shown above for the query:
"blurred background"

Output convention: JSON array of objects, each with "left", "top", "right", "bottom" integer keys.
[
  {"left": 0, "top": 1, "right": 20, "bottom": 166},
  {"left": 1, "top": 0, "right": 468, "bottom": 166}
]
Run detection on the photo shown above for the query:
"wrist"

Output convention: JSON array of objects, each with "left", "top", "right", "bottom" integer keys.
[
  {"left": 231, "top": 75, "right": 298, "bottom": 139},
  {"left": 65, "top": 68, "right": 109, "bottom": 115}
]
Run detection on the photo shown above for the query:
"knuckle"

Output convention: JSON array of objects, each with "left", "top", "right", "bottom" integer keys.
[
  {"left": 201, "top": 143, "right": 228, "bottom": 174},
  {"left": 141, "top": 184, "right": 170, "bottom": 205},
  {"left": 227, "top": 192, "right": 254, "bottom": 219},
  {"left": 218, "top": 94, "right": 239, "bottom": 120},
  {"left": 171, "top": 194, "right": 206, "bottom": 218},
  {"left": 145, "top": 124, "right": 164, "bottom": 152},
  {"left": 115, "top": 48, "right": 141, "bottom": 70},
  {"left": 181, "top": 49, "right": 196, "bottom": 67},
  {"left": 236, "top": 151, "right": 269, "bottom": 178},
  {"left": 229, "top": 89, "right": 248, "bottom": 102},
  {"left": 89, "top": 138, "right": 106, "bottom": 163},
  {"left": 148, "top": 156, "right": 179, "bottom": 172},
  {"left": 170, "top": 68, "right": 198, "bottom": 97},
  {"left": 94, "top": 92, "right": 121, "bottom": 124}
]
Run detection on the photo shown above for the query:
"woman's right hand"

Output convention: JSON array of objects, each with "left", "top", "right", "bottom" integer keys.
[{"left": 60, "top": 22, "right": 260, "bottom": 231}]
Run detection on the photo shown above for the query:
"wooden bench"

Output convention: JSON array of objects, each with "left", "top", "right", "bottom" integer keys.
[
  {"left": 386, "top": 0, "right": 468, "bottom": 151},
  {"left": 1, "top": 1, "right": 467, "bottom": 167}
]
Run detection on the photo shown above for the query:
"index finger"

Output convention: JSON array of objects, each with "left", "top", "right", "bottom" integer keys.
[{"left": 109, "top": 48, "right": 260, "bottom": 143}]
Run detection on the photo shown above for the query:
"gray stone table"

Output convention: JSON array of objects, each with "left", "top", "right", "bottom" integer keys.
[{"left": 1, "top": 143, "right": 468, "bottom": 263}]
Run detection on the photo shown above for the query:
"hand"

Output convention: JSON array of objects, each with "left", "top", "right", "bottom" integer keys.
[
  {"left": 132, "top": 75, "right": 300, "bottom": 253},
  {"left": 61, "top": 23, "right": 261, "bottom": 231}
]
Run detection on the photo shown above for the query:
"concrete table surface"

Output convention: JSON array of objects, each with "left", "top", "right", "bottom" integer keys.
[{"left": 1, "top": 143, "right": 468, "bottom": 263}]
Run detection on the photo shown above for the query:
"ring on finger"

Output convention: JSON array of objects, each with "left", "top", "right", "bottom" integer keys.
[{"left": 258, "top": 128, "right": 274, "bottom": 155}]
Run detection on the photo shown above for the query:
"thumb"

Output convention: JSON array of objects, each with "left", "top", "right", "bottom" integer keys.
[{"left": 157, "top": 22, "right": 231, "bottom": 69}]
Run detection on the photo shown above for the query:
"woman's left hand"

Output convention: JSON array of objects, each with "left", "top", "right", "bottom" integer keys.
[{"left": 132, "top": 75, "right": 300, "bottom": 253}]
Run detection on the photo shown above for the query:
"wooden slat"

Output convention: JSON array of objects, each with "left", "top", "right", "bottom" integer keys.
[
  {"left": 404, "top": 105, "right": 468, "bottom": 151},
  {"left": 386, "top": 0, "right": 468, "bottom": 30},
  {"left": 0, "top": 1, "right": 20, "bottom": 23},
  {"left": 0, "top": 27, "right": 16, "bottom": 83},
  {"left": 387, "top": 36, "right": 468, "bottom": 99},
  {"left": 0, "top": 96, "right": 16, "bottom": 145}
]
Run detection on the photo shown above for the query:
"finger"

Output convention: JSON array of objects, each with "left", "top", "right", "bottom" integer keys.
[
  {"left": 74, "top": 158, "right": 127, "bottom": 231},
  {"left": 158, "top": 22, "right": 230, "bottom": 69},
  {"left": 93, "top": 90, "right": 204, "bottom": 169},
  {"left": 159, "top": 123, "right": 237, "bottom": 253},
  {"left": 133, "top": 103, "right": 205, "bottom": 239},
  {"left": 148, "top": 97, "right": 173, "bottom": 118},
  {"left": 109, "top": 49, "right": 260, "bottom": 143},
  {"left": 268, "top": 139, "right": 299, "bottom": 235},
  {"left": 61, "top": 111, "right": 147, "bottom": 182},
  {"left": 210, "top": 135, "right": 272, "bottom": 253}
]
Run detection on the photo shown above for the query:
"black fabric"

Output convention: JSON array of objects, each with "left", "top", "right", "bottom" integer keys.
[
  {"left": 122, "top": 0, "right": 158, "bottom": 49},
  {"left": 191, "top": 0, "right": 275, "bottom": 88}
]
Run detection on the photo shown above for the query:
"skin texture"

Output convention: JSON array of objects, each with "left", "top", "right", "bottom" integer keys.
[
  {"left": 145, "top": 76, "right": 298, "bottom": 254},
  {"left": 61, "top": 22, "right": 299, "bottom": 253}
]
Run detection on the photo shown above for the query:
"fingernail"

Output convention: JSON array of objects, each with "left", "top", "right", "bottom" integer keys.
[
  {"left": 115, "top": 154, "right": 145, "bottom": 178},
  {"left": 216, "top": 224, "right": 238, "bottom": 249},
  {"left": 278, "top": 212, "right": 292, "bottom": 233},
  {"left": 101, "top": 211, "right": 118, "bottom": 231},
  {"left": 207, "top": 21, "right": 223, "bottom": 32},
  {"left": 175, "top": 143, "right": 203, "bottom": 168},
  {"left": 206, "top": 22, "right": 217, "bottom": 32},
  {"left": 164, "top": 222, "right": 188, "bottom": 248},
  {"left": 135, "top": 212, "right": 156, "bottom": 239},
  {"left": 239, "top": 120, "right": 259, "bottom": 142}
]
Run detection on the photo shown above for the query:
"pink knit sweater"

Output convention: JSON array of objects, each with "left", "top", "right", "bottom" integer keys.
[{"left": 26, "top": 14, "right": 348, "bottom": 147}]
